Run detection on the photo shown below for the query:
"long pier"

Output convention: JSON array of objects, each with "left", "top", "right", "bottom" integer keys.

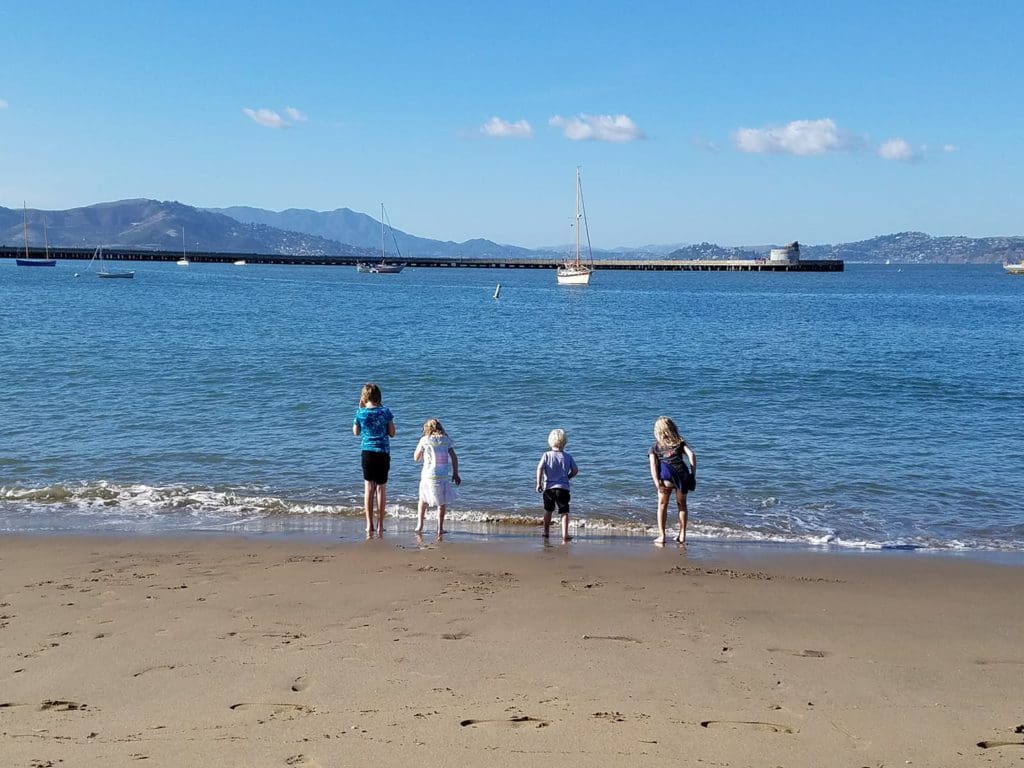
[{"left": 1, "top": 246, "right": 843, "bottom": 272}]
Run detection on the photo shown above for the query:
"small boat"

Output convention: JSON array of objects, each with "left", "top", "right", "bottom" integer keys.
[
  {"left": 87, "top": 246, "right": 135, "bottom": 279},
  {"left": 15, "top": 204, "right": 57, "bottom": 267},
  {"left": 176, "top": 226, "right": 190, "bottom": 266},
  {"left": 357, "top": 203, "right": 405, "bottom": 274},
  {"left": 493, "top": 283, "right": 501, "bottom": 299},
  {"left": 556, "top": 168, "right": 594, "bottom": 286},
  {"left": 1004, "top": 259, "right": 1024, "bottom": 275},
  {"left": 233, "top": 259, "right": 246, "bottom": 266}
]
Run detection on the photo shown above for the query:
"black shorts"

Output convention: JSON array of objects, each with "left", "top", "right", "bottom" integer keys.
[
  {"left": 361, "top": 450, "right": 391, "bottom": 484},
  {"left": 542, "top": 488, "right": 571, "bottom": 515}
]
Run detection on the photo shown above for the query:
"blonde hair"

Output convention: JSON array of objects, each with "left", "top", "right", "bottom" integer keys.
[
  {"left": 359, "top": 382, "right": 382, "bottom": 408},
  {"left": 547, "top": 428, "right": 567, "bottom": 450},
  {"left": 654, "top": 416, "right": 684, "bottom": 448},
  {"left": 422, "top": 418, "right": 446, "bottom": 437}
]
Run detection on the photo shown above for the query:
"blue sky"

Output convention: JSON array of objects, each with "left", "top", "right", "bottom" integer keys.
[{"left": 1, "top": 1, "right": 1021, "bottom": 247}]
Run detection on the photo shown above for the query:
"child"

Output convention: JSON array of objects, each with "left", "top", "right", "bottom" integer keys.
[
  {"left": 648, "top": 416, "right": 697, "bottom": 544},
  {"left": 536, "top": 428, "right": 579, "bottom": 542},
  {"left": 352, "top": 382, "right": 395, "bottom": 535},
  {"left": 413, "top": 418, "right": 461, "bottom": 538}
]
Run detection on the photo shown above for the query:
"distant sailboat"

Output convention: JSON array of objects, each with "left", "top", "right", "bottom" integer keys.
[
  {"left": 556, "top": 168, "right": 593, "bottom": 285},
  {"left": 176, "top": 227, "right": 190, "bottom": 266},
  {"left": 15, "top": 204, "right": 57, "bottom": 267},
  {"left": 493, "top": 283, "right": 501, "bottom": 299},
  {"left": 357, "top": 203, "right": 405, "bottom": 273},
  {"left": 86, "top": 246, "right": 135, "bottom": 279}
]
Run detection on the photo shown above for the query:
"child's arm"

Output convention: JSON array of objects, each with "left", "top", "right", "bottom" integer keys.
[
  {"left": 449, "top": 447, "right": 460, "bottom": 485},
  {"left": 649, "top": 452, "right": 661, "bottom": 487},
  {"left": 353, "top": 419, "right": 361, "bottom": 437},
  {"left": 684, "top": 444, "right": 696, "bottom": 475},
  {"left": 568, "top": 457, "right": 579, "bottom": 480},
  {"left": 387, "top": 419, "right": 396, "bottom": 438},
  {"left": 536, "top": 456, "right": 545, "bottom": 492},
  {"left": 413, "top": 439, "right": 424, "bottom": 463}
]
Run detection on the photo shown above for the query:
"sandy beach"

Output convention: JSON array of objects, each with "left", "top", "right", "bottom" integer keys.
[{"left": 1, "top": 534, "right": 1022, "bottom": 767}]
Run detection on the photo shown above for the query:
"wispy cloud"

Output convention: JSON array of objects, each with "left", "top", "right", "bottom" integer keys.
[
  {"left": 733, "top": 118, "right": 858, "bottom": 156},
  {"left": 243, "top": 106, "right": 309, "bottom": 129},
  {"left": 0, "top": 98, "right": 8, "bottom": 110},
  {"left": 690, "top": 135, "right": 720, "bottom": 153},
  {"left": 480, "top": 116, "right": 534, "bottom": 138},
  {"left": 877, "top": 137, "right": 921, "bottom": 162},
  {"left": 549, "top": 113, "right": 645, "bottom": 142},
  {"left": 942, "top": 143, "right": 958, "bottom": 153}
]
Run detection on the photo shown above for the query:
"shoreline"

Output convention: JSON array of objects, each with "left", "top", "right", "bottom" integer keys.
[{"left": 2, "top": 533, "right": 1022, "bottom": 766}]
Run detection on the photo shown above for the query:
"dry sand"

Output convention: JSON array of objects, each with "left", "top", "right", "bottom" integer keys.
[{"left": 1, "top": 534, "right": 1022, "bottom": 767}]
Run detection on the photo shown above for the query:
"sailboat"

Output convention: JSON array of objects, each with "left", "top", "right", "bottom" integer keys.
[
  {"left": 86, "top": 246, "right": 135, "bottom": 279},
  {"left": 556, "top": 167, "right": 594, "bottom": 285},
  {"left": 15, "top": 204, "right": 56, "bottom": 267},
  {"left": 1004, "top": 259, "right": 1024, "bottom": 275},
  {"left": 176, "top": 226, "right": 190, "bottom": 266},
  {"left": 357, "top": 203, "right": 405, "bottom": 273}
]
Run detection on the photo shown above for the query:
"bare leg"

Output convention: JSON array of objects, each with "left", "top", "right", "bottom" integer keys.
[
  {"left": 376, "top": 484, "right": 388, "bottom": 532},
  {"left": 675, "top": 490, "right": 689, "bottom": 543},
  {"left": 415, "top": 500, "right": 426, "bottom": 533},
  {"left": 364, "top": 480, "right": 377, "bottom": 533},
  {"left": 542, "top": 510, "right": 552, "bottom": 538},
  {"left": 654, "top": 484, "right": 672, "bottom": 544},
  {"left": 561, "top": 513, "right": 571, "bottom": 542},
  {"left": 437, "top": 504, "right": 447, "bottom": 538}
]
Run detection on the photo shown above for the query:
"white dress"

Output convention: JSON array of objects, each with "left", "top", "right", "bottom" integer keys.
[{"left": 417, "top": 435, "right": 457, "bottom": 507}]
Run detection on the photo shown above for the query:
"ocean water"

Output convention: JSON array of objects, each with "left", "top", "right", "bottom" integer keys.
[{"left": 2, "top": 259, "right": 1022, "bottom": 553}]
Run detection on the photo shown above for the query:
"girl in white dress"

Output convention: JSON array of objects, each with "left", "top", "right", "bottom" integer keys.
[{"left": 413, "top": 418, "right": 461, "bottom": 538}]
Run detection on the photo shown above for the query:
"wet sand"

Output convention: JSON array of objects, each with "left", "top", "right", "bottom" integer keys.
[{"left": 1, "top": 534, "right": 1022, "bottom": 767}]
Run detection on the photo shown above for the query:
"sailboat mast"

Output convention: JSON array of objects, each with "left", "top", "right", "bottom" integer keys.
[
  {"left": 22, "top": 203, "right": 30, "bottom": 258},
  {"left": 575, "top": 167, "right": 582, "bottom": 267},
  {"left": 381, "top": 203, "right": 385, "bottom": 261}
]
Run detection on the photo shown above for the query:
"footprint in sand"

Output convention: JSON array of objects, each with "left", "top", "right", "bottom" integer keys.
[
  {"left": 285, "top": 754, "right": 322, "bottom": 766},
  {"left": 460, "top": 716, "right": 548, "bottom": 728},
  {"left": 40, "top": 700, "right": 87, "bottom": 711},
  {"left": 291, "top": 677, "right": 309, "bottom": 692},
  {"left": 701, "top": 719, "right": 795, "bottom": 734},
  {"left": 977, "top": 740, "right": 1024, "bottom": 749},
  {"left": 230, "top": 702, "right": 315, "bottom": 719}
]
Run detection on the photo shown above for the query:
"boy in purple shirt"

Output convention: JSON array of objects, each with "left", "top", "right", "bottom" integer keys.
[{"left": 535, "top": 428, "right": 579, "bottom": 542}]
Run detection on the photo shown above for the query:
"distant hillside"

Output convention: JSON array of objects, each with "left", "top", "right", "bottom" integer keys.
[
  {"left": 666, "top": 242, "right": 760, "bottom": 260},
  {"left": 211, "top": 205, "right": 538, "bottom": 259},
  {"left": 3, "top": 200, "right": 1022, "bottom": 264},
  {"left": 800, "top": 232, "right": 1024, "bottom": 264},
  {"left": 0, "top": 200, "right": 375, "bottom": 257}
]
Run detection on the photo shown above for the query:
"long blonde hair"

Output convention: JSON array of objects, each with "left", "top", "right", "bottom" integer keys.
[
  {"left": 654, "top": 416, "right": 684, "bottom": 448},
  {"left": 422, "top": 418, "right": 446, "bottom": 437},
  {"left": 359, "top": 382, "right": 382, "bottom": 408}
]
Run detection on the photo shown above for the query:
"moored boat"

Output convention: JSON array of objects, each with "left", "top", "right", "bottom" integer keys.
[
  {"left": 357, "top": 203, "right": 405, "bottom": 274},
  {"left": 556, "top": 168, "right": 594, "bottom": 286},
  {"left": 15, "top": 205, "right": 56, "bottom": 267},
  {"left": 1004, "top": 260, "right": 1024, "bottom": 275}
]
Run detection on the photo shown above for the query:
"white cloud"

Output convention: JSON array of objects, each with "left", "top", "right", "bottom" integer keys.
[
  {"left": 243, "top": 106, "right": 309, "bottom": 129},
  {"left": 548, "top": 113, "right": 645, "bottom": 142},
  {"left": 480, "top": 116, "right": 534, "bottom": 138},
  {"left": 943, "top": 143, "right": 958, "bottom": 153},
  {"left": 878, "top": 137, "right": 920, "bottom": 162},
  {"left": 0, "top": 98, "right": 7, "bottom": 109},
  {"left": 733, "top": 118, "right": 856, "bottom": 156},
  {"left": 243, "top": 108, "right": 288, "bottom": 129}
]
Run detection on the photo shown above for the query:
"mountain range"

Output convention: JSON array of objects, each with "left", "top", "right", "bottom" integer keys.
[{"left": 2, "top": 199, "right": 1022, "bottom": 264}]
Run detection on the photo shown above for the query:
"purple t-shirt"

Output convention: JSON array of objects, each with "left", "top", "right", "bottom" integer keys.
[{"left": 537, "top": 450, "right": 577, "bottom": 490}]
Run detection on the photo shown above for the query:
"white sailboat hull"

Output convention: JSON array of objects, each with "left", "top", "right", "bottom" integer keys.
[
  {"left": 556, "top": 266, "right": 593, "bottom": 285},
  {"left": 1004, "top": 263, "right": 1024, "bottom": 275}
]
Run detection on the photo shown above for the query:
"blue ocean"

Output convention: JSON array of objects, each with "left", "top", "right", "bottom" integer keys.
[{"left": 2, "top": 260, "right": 1022, "bottom": 553}]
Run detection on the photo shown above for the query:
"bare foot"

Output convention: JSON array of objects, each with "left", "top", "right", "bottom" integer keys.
[
  {"left": 653, "top": 535, "right": 666, "bottom": 544},
  {"left": 675, "top": 535, "right": 686, "bottom": 544},
  {"left": 413, "top": 526, "right": 423, "bottom": 534},
  {"left": 562, "top": 536, "right": 572, "bottom": 543}
]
